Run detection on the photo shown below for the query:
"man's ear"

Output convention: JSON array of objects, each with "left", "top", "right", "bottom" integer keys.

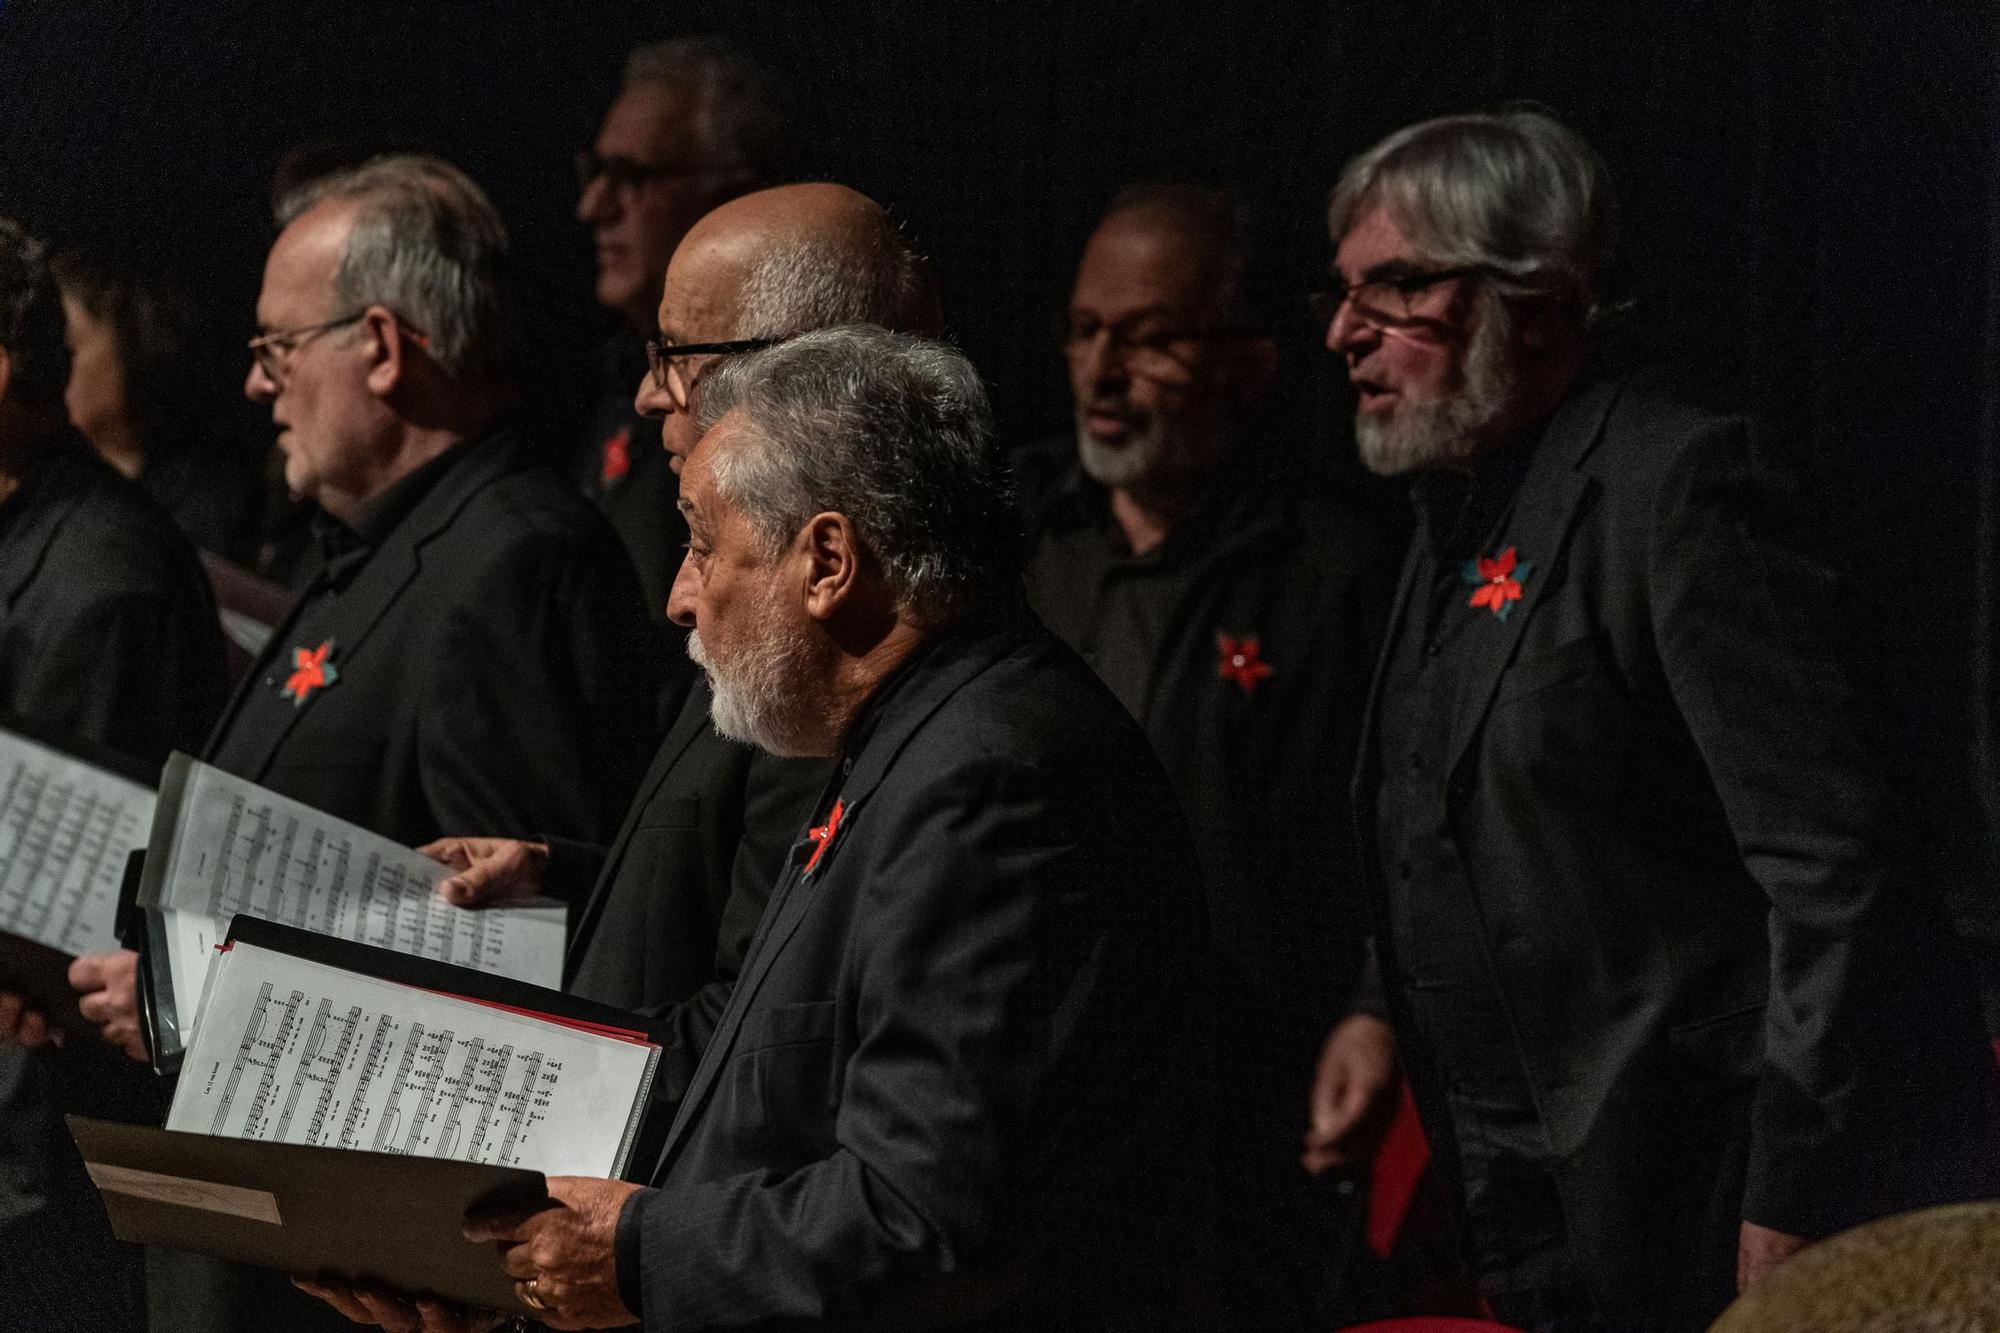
[
  {"left": 799, "top": 512, "right": 861, "bottom": 622},
  {"left": 361, "top": 306, "right": 406, "bottom": 398},
  {"left": 0, "top": 344, "right": 15, "bottom": 409}
]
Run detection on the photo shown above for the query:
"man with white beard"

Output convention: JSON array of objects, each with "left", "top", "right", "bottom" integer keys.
[
  {"left": 1015, "top": 184, "right": 1397, "bottom": 1330},
  {"left": 300, "top": 326, "right": 1218, "bottom": 1333},
  {"left": 1304, "top": 110, "right": 2000, "bottom": 1329}
]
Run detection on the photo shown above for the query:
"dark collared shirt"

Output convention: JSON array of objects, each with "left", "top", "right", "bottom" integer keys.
[
  {"left": 1373, "top": 442, "right": 1582, "bottom": 1297},
  {"left": 209, "top": 442, "right": 471, "bottom": 776}
]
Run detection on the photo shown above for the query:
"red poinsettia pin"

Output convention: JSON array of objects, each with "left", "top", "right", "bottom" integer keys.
[
  {"left": 1216, "top": 634, "right": 1273, "bottom": 695},
  {"left": 1462, "top": 547, "right": 1534, "bottom": 620},
  {"left": 600, "top": 426, "right": 632, "bottom": 485},
  {"left": 280, "top": 640, "right": 340, "bottom": 706},
  {"left": 803, "top": 798, "right": 845, "bottom": 875}
]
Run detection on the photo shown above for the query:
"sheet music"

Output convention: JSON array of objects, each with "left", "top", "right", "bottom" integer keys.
[
  {"left": 141, "top": 755, "right": 565, "bottom": 1046},
  {"left": 0, "top": 728, "right": 154, "bottom": 956},
  {"left": 166, "top": 942, "right": 655, "bottom": 1178}
]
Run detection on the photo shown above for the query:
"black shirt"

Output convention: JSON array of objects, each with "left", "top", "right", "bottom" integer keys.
[{"left": 1373, "top": 442, "right": 1580, "bottom": 1297}]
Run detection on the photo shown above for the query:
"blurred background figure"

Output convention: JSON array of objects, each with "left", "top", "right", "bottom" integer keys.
[
  {"left": 573, "top": 36, "right": 799, "bottom": 621},
  {"left": 55, "top": 244, "right": 259, "bottom": 562},
  {"left": 1017, "top": 183, "right": 1398, "bottom": 1330}
]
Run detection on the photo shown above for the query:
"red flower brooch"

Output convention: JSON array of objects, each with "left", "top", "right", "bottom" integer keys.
[
  {"left": 599, "top": 426, "right": 632, "bottom": 485},
  {"left": 280, "top": 640, "right": 340, "bottom": 706},
  {"left": 803, "top": 798, "right": 845, "bottom": 875},
  {"left": 1216, "top": 634, "right": 1272, "bottom": 695},
  {"left": 1462, "top": 547, "right": 1533, "bottom": 620}
]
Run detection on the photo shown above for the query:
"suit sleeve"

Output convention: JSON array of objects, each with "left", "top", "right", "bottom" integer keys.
[
  {"left": 621, "top": 752, "right": 1108, "bottom": 1328},
  {"left": 1643, "top": 416, "right": 1955, "bottom": 1235},
  {"left": 417, "top": 533, "right": 662, "bottom": 844}
]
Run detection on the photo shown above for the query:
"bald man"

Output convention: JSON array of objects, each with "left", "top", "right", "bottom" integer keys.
[{"left": 424, "top": 184, "right": 939, "bottom": 1025}]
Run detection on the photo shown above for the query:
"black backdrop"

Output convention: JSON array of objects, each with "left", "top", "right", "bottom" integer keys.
[{"left": 1, "top": 1, "right": 1994, "bottom": 997}]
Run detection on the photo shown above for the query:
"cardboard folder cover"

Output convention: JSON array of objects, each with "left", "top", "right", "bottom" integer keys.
[{"left": 66, "top": 1115, "right": 547, "bottom": 1312}]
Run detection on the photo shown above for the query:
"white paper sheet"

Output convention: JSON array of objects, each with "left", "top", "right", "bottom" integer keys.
[
  {"left": 166, "top": 942, "right": 654, "bottom": 1178},
  {"left": 141, "top": 756, "right": 566, "bottom": 1049},
  {"left": 0, "top": 728, "right": 155, "bottom": 956}
]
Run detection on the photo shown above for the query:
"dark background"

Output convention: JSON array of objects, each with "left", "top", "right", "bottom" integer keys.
[{"left": 0, "top": 1, "right": 1994, "bottom": 1004}]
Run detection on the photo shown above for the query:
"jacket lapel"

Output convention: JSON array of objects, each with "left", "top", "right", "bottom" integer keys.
[
  {"left": 1444, "top": 378, "right": 1626, "bottom": 782},
  {"left": 649, "top": 612, "right": 1022, "bottom": 1176},
  {"left": 563, "top": 680, "right": 716, "bottom": 983}
]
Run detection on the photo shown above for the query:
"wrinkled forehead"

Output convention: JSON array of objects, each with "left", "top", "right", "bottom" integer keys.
[
  {"left": 258, "top": 200, "right": 351, "bottom": 323},
  {"left": 1072, "top": 210, "right": 1236, "bottom": 319}
]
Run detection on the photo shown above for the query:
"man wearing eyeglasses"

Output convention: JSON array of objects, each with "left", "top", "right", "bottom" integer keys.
[
  {"left": 571, "top": 37, "right": 798, "bottom": 622},
  {"left": 1015, "top": 183, "right": 1396, "bottom": 1331},
  {"left": 1306, "top": 110, "right": 2000, "bottom": 1330}
]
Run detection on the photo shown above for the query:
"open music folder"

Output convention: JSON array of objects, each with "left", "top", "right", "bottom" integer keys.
[
  {"left": 134, "top": 753, "right": 567, "bottom": 1071},
  {"left": 0, "top": 720, "right": 157, "bottom": 1037},
  {"left": 72, "top": 916, "right": 662, "bottom": 1313}
]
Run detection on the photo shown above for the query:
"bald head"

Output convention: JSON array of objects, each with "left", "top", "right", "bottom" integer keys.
[{"left": 640, "top": 183, "right": 941, "bottom": 465}]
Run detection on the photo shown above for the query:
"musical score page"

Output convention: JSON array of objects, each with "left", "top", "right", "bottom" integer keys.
[
  {"left": 141, "top": 756, "right": 565, "bottom": 1045},
  {"left": 0, "top": 728, "right": 154, "bottom": 956},
  {"left": 165, "top": 942, "right": 655, "bottom": 1178}
]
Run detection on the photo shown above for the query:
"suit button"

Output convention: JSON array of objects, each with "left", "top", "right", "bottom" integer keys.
[
  {"left": 1423, "top": 641, "right": 1442, "bottom": 658},
  {"left": 841, "top": 758, "right": 853, "bottom": 777},
  {"left": 1407, "top": 752, "right": 1424, "bottom": 773}
]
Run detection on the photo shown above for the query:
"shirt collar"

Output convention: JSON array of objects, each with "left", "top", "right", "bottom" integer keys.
[{"left": 309, "top": 438, "right": 476, "bottom": 587}]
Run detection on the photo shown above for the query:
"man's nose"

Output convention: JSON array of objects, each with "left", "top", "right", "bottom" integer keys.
[
  {"left": 666, "top": 552, "right": 699, "bottom": 628},
  {"left": 634, "top": 372, "right": 674, "bottom": 422},
  {"left": 576, "top": 173, "right": 616, "bottom": 224},
  {"left": 1326, "top": 298, "right": 1375, "bottom": 358},
  {"left": 244, "top": 357, "right": 276, "bottom": 404}
]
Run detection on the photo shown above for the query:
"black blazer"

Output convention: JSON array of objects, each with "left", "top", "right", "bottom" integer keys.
[
  {"left": 203, "top": 428, "right": 664, "bottom": 846},
  {"left": 622, "top": 608, "right": 1217, "bottom": 1332},
  {"left": 0, "top": 441, "right": 226, "bottom": 767},
  {"left": 557, "top": 673, "right": 831, "bottom": 1014},
  {"left": 1354, "top": 372, "right": 2000, "bottom": 1318}
]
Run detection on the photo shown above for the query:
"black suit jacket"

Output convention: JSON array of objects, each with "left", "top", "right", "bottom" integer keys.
[
  {"left": 556, "top": 673, "right": 831, "bottom": 1013},
  {"left": 621, "top": 607, "right": 1216, "bottom": 1332},
  {"left": 203, "top": 428, "right": 663, "bottom": 847},
  {"left": 0, "top": 439, "right": 226, "bottom": 767},
  {"left": 1355, "top": 371, "right": 2000, "bottom": 1319}
]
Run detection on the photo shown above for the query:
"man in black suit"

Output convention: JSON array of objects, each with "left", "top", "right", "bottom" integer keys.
[
  {"left": 421, "top": 183, "right": 939, "bottom": 1023},
  {"left": 1018, "top": 183, "right": 1394, "bottom": 1329},
  {"left": 1302, "top": 111, "right": 2000, "bottom": 1329},
  {"left": 62, "top": 154, "right": 663, "bottom": 1333},
  {"left": 303, "top": 327, "right": 1215, "bottom": 1333},
  {"left": 0, "top": 217, "right": 226, "bottom": 1333}
]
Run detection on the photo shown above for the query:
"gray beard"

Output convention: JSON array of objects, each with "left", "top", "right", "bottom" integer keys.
[
  {"left": 687, "top": 614, "right": 826, "bottom": 758},
  {"left": 1355, "top": 308, "right": 1515, "bottom": 477},
  {"left": 1075, "top": 413, "right": 1231, "bottom": 497}
]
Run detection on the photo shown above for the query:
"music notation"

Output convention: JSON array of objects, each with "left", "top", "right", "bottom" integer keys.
[
  {"left": 0, "top": 728, "right": 154, "bottom": 958},
  {"left": 169, "top": 943, "right": 651, "bottom": 1179}
]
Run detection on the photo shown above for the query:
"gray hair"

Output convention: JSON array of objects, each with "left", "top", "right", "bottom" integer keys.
[
  {"left": 0, "top": 218, "right": 69, "bottom": 409},
  {"left": 276, "top": 154, "right": 519, "bottom": 386},
  {"left": 734, "top": 223, "right": 940, "bottom": 340},
  {"left": 622, "top": 37, "right": 798, "bottom": 182},
  {"left": 1329, "top": 109, "right": 1620, "bottom": 331},
  {"left": 696, "top": 325, "right": 1020, "bottom": 625}
]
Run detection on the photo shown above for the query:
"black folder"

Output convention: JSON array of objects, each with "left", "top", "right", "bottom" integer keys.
[
  {"left": 70, "top": 914, "right": 668, "bottom": 1312},
  {"left": 67, "top": 1114, "right": 548, "bottom": 1312}
]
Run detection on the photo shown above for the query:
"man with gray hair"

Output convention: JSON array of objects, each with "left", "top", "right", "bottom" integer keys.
[
  {"left": 573, "top": 36, "right": 799, "bottom": 619},
  {"left": 303, "top": 326, "right": 1216, "bottom": 1332},
  {"left": 1305, "top": 109, "right": 2000, "bottom": 1327},
  {"left": 62, "top": 155, "right": 664, "bottom": 1331}
]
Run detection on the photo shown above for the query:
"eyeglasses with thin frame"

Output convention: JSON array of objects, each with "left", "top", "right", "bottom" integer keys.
[
  {"left": 1057, "top": 312, "right": 1263, "bottom": 384},
  {"left": 644, "top": 337, "right": 784, "bottom": 410},
  {"left": 575, "top": 149, "right": 731, "bottom": 195},
  {"left": 246, "top": 312, "right": 365, "bottom": 382},
  {"left": 1309, "top": 266, "right": 1483, "bottom": 331}
]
